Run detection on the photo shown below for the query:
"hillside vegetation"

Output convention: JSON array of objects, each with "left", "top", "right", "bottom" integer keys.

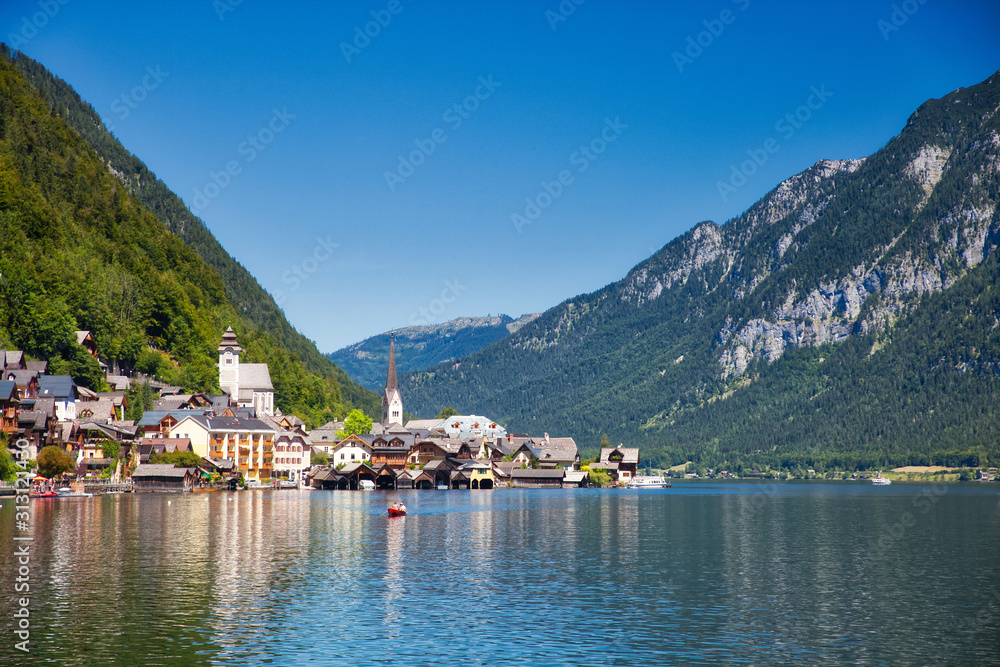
[
  {"left": 403, "top": 71, "right": 1000, "bottom": 471},
  {"left": 0, "top": 48, "right": 377, "bottom": 426}
]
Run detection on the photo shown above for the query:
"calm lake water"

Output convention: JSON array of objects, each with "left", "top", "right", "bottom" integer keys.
[{"left": 2, "top": 482, "right": 999, "bottom": 666}]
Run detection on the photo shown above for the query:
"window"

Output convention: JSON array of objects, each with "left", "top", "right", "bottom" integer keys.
[{"left": 225, "top": 358, "right": 232, "bottom": 365}]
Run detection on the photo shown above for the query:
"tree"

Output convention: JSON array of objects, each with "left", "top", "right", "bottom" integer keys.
[
  {"left": 337, "top": 409, "right": 372, "bottom": 438},
  {"left": 100, "top": 440, "right": 120, "bottom": 460},
  {"left": 600, "top": 434, "right": 610, "bottom": 449},
  {"left": 311, "top": 450, "right": 328, "bottom": 466},
  {"left": 0, "top": 440, "right": 17, "bottom": 483},
  {"left": 37, "top": 446, "right": 75, "bottom": 478},
  {"left": 148, "top": 451, "right": 204, "bottom": 467},
  {"left": 436, "top": 406, "right": 458, "bottom": 419}
]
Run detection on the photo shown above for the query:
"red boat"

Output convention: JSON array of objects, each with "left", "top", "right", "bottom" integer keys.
[
  {"left": 30, "top": 491, "right": 59, "bottom": 498},
  {"left": 388, "top": 507, "right": 407, "bottom": 517}
]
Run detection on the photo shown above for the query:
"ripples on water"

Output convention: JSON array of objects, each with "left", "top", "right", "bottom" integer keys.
[{"left": 1, "top": 483, "right": 998, "bottom": 665}]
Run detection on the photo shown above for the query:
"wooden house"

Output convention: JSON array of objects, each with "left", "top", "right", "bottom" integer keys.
[{"left": 131, "top": 464, "right": 198, "bottom": 492}]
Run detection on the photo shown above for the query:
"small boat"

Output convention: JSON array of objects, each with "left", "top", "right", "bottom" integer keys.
[
  {"left": 30, "top": 490, "right": 59, "bottom": 498},
  {"left": 388, "top": 507, "right": 407, "bottom": 517},
  {"left": 436, "top": 484, "right": 449, "bottom": 490},
  {"left": 57, "top": 487, "right": 93, "bottom": 497},
  {"left": 627, "top": 475, "right": 672, "bottom": 489},
  {"left": 872, "top": 476, "right": 891, "bottom": 485}
]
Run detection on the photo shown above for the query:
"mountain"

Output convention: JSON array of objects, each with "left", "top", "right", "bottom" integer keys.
[
  {"left": 402, "top": 70, "right": 1000, "bottom": 471},
  {"left": 0, "top": 45, "right": 379, "bottom": 425},
  {"left": 329, "top": 314, "right": 540, "bottom": 390}
]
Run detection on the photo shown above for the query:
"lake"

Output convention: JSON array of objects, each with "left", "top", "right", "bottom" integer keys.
[{"left": 2, "top": 482, "right": 999, "bottom": 665}]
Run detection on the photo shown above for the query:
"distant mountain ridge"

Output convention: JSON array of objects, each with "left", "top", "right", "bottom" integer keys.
[
  {"left": 401, "top": 70, "right": 1000, "bottom": 470},
  {"left": 329, "top": 314, "right": 539, "bottom": 390}
]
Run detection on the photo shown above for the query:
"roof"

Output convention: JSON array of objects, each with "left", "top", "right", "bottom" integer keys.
[
  {"left": 77, "top": 398, "right": 116, "bottom": 422},
  {"left": 132, "top": 464, "right": 196, "bottom": 478},
  {"left": 405, "top": 418, "right": 445, "bottom": 430},
  {"left": 105, "top": 375, "right": 130, "bottom": 391},
  {"left": 600, "top": 447, "right": 640, "bottom": 464},
  {"left": 563, "top": 471, "right": 588, "bottom": 483},
  {"left": 136, "top": 410, "right": 211, "bottom": 427},
  {"left": 4, "top": 350, "right": 25, "bottom": 369},
  {"left": 75, "top": 330, "right": 92, "bottom": 346},
  {"left": 0, "top": 380, "right": 18, "bottom": 401},
  {"left": 239, "top": 363, "right": 273, "bottom": 391},
  {"left": 5, "top": 369, "right": 39, "bottom": 386},
  {"left": 217, "top": 326, "right": 243, "bottom": 354},
  {"left": 38, "top": 375, "right": 76, "bottom": 400},
  {"left": 511, "top": 468, "right": 566, "bottom": 479}
]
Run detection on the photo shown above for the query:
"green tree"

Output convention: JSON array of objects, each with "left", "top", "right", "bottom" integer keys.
[
  {"left": 148, "top": 450, "right": 204, "bottom": 468},
  {"left": 37, "top": 446, "right": 75, "bottom": 478},
  {"left": 100, "top": 440, "right": 120, "bottom": 460},
  {"left": 311, "top": 450, "right": 328, "bottom": 466},
  {"left": 600, "top": 434, "right": 609, "bottom": 449},
  {"left": 0, "top": 440, "right": 18, "bottom": 483},
  {"left": 436, "top": 406, "right": 458, "bottom": 419},
  {"left": 337, "top": 409, "right": 372, "bottom": 438}
]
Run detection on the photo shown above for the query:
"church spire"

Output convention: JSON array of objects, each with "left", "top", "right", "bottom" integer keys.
[{"left": 386, "top": 332, "right": 398, "bottom": 393}]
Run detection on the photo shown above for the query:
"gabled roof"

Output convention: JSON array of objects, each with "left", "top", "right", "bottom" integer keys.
[
  {"left": 600, "top": 447, "right": 639, "bottom": 464},
  {"left": 38, "top": 375, "right": 76, "bottom": 400},
  {"left": 405, "top": 418, "right": 444, "bottom": 430},
  {"left": 0, "top": 380, "right": 18, "bottom": 402},
  {"left": 76, "top": 398, "right": 116, "bottom": 423},
  {"left": 4, "top": 350, "right": 25, "bottom": 370},
  {"left": 25, "top": 360, "right": 47, "bottom": 373},
  {"left": 512, "top": 468, "right": 565, "bottom": 479},
  {"left": 239, "top": 363, "right": 273, "bottom": 391},
  {"left": 132, "top": 464, "right": 196, "bottom": 478},
  {"left": 137, "top": 410, "right": 211, "bottom": 427},
  {"left": 5, "top": 369, "right": 39, "bottom": 386}
]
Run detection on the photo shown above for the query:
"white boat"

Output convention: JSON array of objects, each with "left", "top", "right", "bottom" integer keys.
[
  {"left": 872, "top": 476, "right": 891, "bottom": 485},
  {"left": 57, "top": 487, "right": 93, "bottom": 497},
  {"left": 358, "top": 480, "right": 375, "bottom": 490},
  {"left": 627, "top": 475, "right": 671, "bottom": 489}
]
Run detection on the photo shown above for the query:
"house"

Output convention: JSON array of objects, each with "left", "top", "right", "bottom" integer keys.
[
  {"left": 135, "top": 410, "right": 211, "bottom": 437},
  {"left": 511, "top": 468, "right": 565, "bottom": 488},
  {"left": 38, "top": 375, "right": 78, "bottom": 421},
  {"left": 369, "top": 433, "right": 414, "bottom": 470},
  {"left": 463, "top": 461, "right": 494, "bottom": 489},
  {"left": 217, "top": 327, "right": 274, "bottom": 416},
  {"left": 328, "top": 434, "right": 373, "bottom": 467},
  {"left": 5, "top": 369, "right": 39, "bottom": 398},
  {"left": 533, "top": 435, "right": 579, "bottom": 470},
  {"left": 2, "top": 350, "right": 26, "bottom": 371},
  {"left": 131, "top": 464, "right": 198, "bottom": 492},
  {"left": 406, "top": 438, "right": 451, "bottom": 466},
  {"left": 169, "top": 414, "right": 275, "bottom": 481},
  {"left": 440, "top": 415, "right": 507, "bottom": 441},
  {"left": 75, "top": 331, "right": 99, "bottom": 358},
  {"left": 595, "top": 446, "right": 640, "bottom": 484},
  {"left": 563, "top": 470, "right": 589, "bottom": 488},
  {"left": 271, "top": 425, "right": 310, "bottom": 483},
  {"left": 0, "top": 380, "right": 20, "bottom": 436},
  {"left": 138, "top": 438, "right": 194, "bottom": 464}
]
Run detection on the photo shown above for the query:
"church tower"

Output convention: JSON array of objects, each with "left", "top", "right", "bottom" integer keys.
[
  {"left": 382, "top": 333, "right": 403, "bottom": 426},
  {"left": 218, "top": 326, "right": 242, "bottom": 401}
]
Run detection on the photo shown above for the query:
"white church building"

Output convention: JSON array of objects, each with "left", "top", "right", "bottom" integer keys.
[{"left": 218, "top": 326, "right": 274, "bottom": 416}]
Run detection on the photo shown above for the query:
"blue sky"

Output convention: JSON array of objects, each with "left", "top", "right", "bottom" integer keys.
[{"left": 3, "top": 0, "right": 999, "bottom": 351}]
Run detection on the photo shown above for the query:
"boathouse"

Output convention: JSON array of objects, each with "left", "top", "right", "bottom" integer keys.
[
  {"left": 511, "top": 468, "right": 565, "bottom": 488},
  {"left": 132, "top": 464, "right": 198, "bottom": 492}
]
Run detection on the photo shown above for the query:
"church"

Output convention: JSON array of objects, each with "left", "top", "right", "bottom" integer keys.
[
  {"left": 218, "top": 326, "right": 274, "bottom": 416},
  {"left": 381, "top": 334, "right": 403, "bottom": 427}
]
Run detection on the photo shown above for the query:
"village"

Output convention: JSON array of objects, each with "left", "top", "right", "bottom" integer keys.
[{"left": 2, "top": 327, "right": 642, "bottom": 494}]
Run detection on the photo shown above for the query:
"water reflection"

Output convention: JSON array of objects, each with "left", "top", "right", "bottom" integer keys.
[{"left": 1, "top": 485, "right": 998, "bottom": 665}]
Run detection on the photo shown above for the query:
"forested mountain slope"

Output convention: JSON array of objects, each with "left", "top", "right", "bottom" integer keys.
[
  {"left": 403, "top": 71, "right": 1000, "bottom": 470},
  {"left": 0, "top": 48, "right": 377, "bottom": 425},
  {"left": 329, "top": 314, "right": 539, "bottom": 390}
]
